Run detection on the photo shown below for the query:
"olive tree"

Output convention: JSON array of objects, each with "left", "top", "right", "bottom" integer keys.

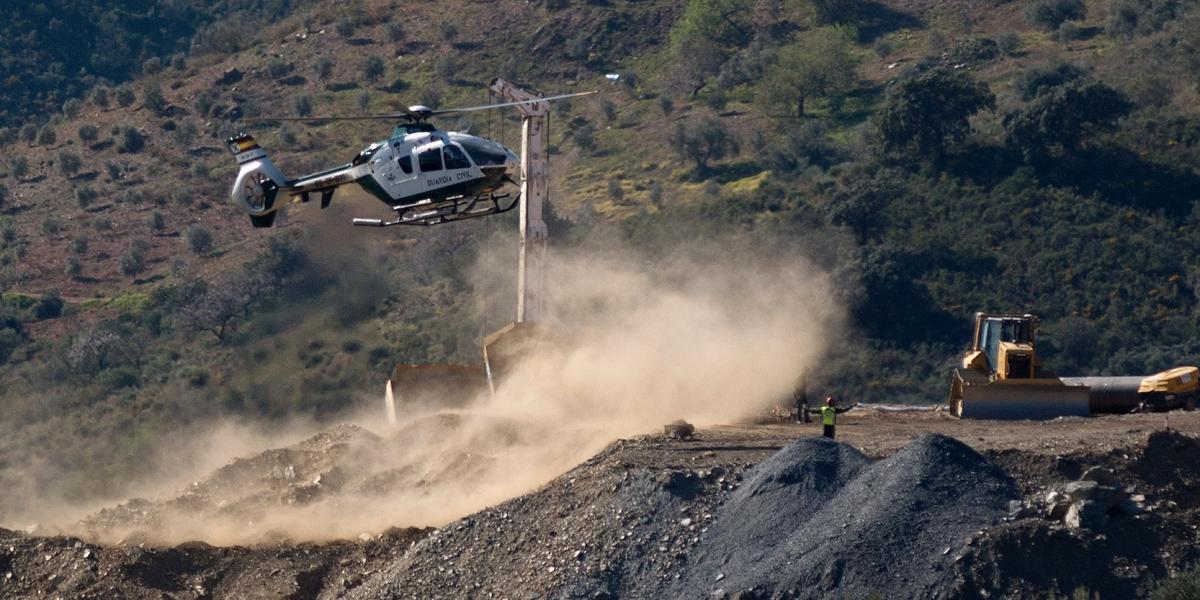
[{"left": 759, "top": 27, "right": 859, "bottom": 118}]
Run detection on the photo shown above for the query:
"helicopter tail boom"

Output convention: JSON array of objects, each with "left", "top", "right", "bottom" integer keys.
[{"left": 228, "top": 134, "right": 290, "bottom": 228}]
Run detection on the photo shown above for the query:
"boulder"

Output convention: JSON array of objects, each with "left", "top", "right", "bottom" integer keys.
[
  {"left": 664, "top": 420, "right": 695, "bottom": 440},
  {"left": 1079, "top": 466, "right": 1119, "bottom": 487}
]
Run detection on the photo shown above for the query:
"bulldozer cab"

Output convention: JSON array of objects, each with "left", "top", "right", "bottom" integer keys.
[{"left": 969, "top": 313, "right": 1039, "bottom": 380}]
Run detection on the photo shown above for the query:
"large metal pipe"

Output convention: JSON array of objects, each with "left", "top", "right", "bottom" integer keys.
[{"left": 1059, "top": 376, "right": 1146, "bottom": 414}]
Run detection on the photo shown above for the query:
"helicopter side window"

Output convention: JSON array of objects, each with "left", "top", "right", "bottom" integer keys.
[
  {"left": 398, "top": 154, "right": 413, "bottom": 175},
  {"left": 443, "top": 144, "right": 472, "bottom": 170},
  {"left": 418, "top": 147, "right": 443, "bottom": 172}
]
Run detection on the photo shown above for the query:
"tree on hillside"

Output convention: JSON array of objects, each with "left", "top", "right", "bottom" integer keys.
[
  {"left": 143, "top": 84, "right": 167, "bottom": 115},
  {"left": 67, "top": 324, "right": 142, "bottom": 375},
  {"left": 187, "top": 225, "right": 214, "bottom": 255},
  {"left": 77, "top": 124, "right": 99, "bottom": 145},
  {"left": 179, "top": 273, "right": 262, "bottom": 343},
  {"left": 0, "top": 307, "right": 25, "bottom": 365},
  {"left": 118, "top": 127, "right": 144, "bottom": 153},
  {"left": 58, "top": 150, "right": 82, "bottom": 177},
  {"left": 119, "top": 242, "right": 147, "bottom": 276},
  {"left": 876, "top": 69, "right": 995, "bottom": 164},
  {"left": 1004, "top": 80, "right": 1132, "bottom": 164},
  {"left": 668, "top": 0, "right": 753, "bottom": 95},
  {"left": 827, "top": 170, "right": 903, "bottom": 244},
  {"left": 34, "top": 292, "right": 64, "bottom": 320},
  {"left": 360, "top": 55, "right": 385, "bottom": 85},
  {"left": 115, "top": 86, "right": 136, "bottom": 108},
  {"left": 759, "top": 27, "right": 859, "bottom": 118},
  {"left": 1025, "top": 0, "right": 1086, "bottom": 30},
  {"left": 1016, "top": 62, "right": 1088, "bottom": 100},
  {"left": 812, "top": 0, "right": 861, "bottom": 24},
  {"left": 1183, "top": 16, "right": 1200, "bottom": 88},
  {"left": 36, "top": 125, "right": 56, "bottom": 147},
  {"left": 671, "top": 119, "right": 741, "bottom": 174}
]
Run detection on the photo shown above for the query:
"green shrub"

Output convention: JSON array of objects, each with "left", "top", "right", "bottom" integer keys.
[
  {"left": 62, "top": 98, "right": 83, "bottom": 119},
  {"left": 267, "top": 58, "right": 291, "bottom": 79},
  {"left": 143, "top": 84, "right": 166, "bottom": 114},
  {"left": 41, "top": 216, "right": 62, "bottom": 235},
  {"left": 1151, "top": 566, "right": 1200, "bottom": 600},
  {"left": 58, "top": 150, "right": 82, "bottom": 176},
  {"left": 118, "top": 127, "right": 145, "bottom": 153},
  {"left": 90, "top": 86, "right": 110, "bottom": 109},
  {"left": 119, "top": 244, "right": 146, "bottom": 275},
  {"left": 75, "top": 185, "right": 98, "bottom": 209},
  {"left": 1026, "top": 0, "right": 1086, "bottom": 30},
  {"left": 65, "top": 256, "right": 82, "bottom": 278},
  {"left": 77, "top": 124, "right": 99, "bottom": 144},
  {"left": 115, "top": 86, "right": 136, "bottom": 107},
  {"left": 186, "top": 225, "right": 213, "bottom": 254},
  {"left": 36, "top": 125, "right": 56, "bottom": 146},
  {"left": 142, "top": 57, "right": 163, "bottom": 75},
  {"left": 147, "top": 210, "right": 165, "bottom": 232},
  {"left": 385, "top": 22, "right": 404, "bottom": 42},
  {"left": 294, "top": 94, "right": 313, "bottom": 117},
  {"left": 360, "top": 55, "right": 385, "bottom": 83},
  {"left": 33, "top": 292, "right": 64, "bottom": 320},
  {"left": 8, "top": 156, "right": 27, "bottom": 179},
  {"left": 99, "top": 367, "right": 140, "bottom": 391},
  {"left": 315, "top": 57, "right": 334, "bottom": 80}
]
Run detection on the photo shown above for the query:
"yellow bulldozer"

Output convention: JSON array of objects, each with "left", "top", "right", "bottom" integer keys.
[{"left": 948, "top": 312, "right": 1199, "bottom": 419}]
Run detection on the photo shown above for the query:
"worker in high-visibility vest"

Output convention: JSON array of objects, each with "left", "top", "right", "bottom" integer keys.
[{"left": 810, "top": 396, "right": 857, "bottom": 439}]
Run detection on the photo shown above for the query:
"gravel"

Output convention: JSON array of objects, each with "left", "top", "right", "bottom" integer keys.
[{"left": 675, "top": 434, "right": 1018, "bottom": 599}]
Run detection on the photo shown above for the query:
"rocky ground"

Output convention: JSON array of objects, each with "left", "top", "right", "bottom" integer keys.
[{"left": 2, "top": 408, "right": 1200, "bottom": 599}]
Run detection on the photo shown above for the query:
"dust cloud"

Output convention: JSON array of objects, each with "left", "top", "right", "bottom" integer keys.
[{"left": 30, "top": 233, "right": 848, "bottom": 545}]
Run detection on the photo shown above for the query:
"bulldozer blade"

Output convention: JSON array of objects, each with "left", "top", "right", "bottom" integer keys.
[{"left": 949, "top": 369, "right": 1090, "bottom": 420}]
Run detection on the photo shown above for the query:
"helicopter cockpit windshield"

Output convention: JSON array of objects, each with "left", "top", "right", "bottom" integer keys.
[{"left": 458, "top": 137, "right": 510, "bottom": 167}]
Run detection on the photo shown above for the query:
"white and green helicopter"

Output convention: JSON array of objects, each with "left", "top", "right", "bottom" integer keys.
[{"left": 228, "top": 90, "right": 592, "bottom": 228}]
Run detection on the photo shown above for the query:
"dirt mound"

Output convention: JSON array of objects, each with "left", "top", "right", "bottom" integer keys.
[
  {"left": 0, "top": 526, "right": 429, "bottom": 599},
  {"left": 77, "top": 424, "right": 386, "bottom": 544},
  {"left": 5, "top": 419, "right": 1200, "bottom": 599},
  {"left": 72, "top": 412, "right": 605, "bottom": 545},
  {"left": 676, "top": 434, "right": 1018, "bottom": 599}
]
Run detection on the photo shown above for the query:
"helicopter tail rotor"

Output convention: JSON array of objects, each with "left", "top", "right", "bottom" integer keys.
[{"left": 227, "top": 134, "right": 288, "bottom": 228}]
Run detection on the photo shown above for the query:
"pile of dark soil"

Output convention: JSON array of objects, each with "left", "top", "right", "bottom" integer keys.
[{"left": 675, "top": 434, "right": 1018, "bottom": 599}]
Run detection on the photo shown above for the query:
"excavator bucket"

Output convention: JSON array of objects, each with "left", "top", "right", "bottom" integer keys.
[
  {"left": 388, "top": 363, "right": 489, "bottom": 410},
  {"left": 949, "top": 368, "right": 1091, "bottom": 419},
  {"left": 482, "top": 321, "right": 562, "bottom": 398}
]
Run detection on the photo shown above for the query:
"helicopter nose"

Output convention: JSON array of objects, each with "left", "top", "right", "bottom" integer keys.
[{"left": 503, "top": 149, "right": 520, "bottom": 182}]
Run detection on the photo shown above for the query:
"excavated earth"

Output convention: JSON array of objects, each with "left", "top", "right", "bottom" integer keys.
[{"left": 3, "top": 409, "right": 1200, "bottom": 599}]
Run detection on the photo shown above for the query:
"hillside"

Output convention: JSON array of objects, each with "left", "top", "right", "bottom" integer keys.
[{"left": 1, "top": 0, "right": 1200, "bottom": 554}]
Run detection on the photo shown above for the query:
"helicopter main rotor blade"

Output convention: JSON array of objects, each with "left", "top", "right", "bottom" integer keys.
[
  {"left": 243, "top": 113, "right": 412, "bottom": 123},
  {"left": 430, "top": 90, "right": 598, "bottom": 116},
  {"left": 244, "top": 90, "right": 597, "bottom": 122}
]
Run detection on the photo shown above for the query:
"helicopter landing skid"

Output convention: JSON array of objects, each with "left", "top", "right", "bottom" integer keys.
[{"left": 352, "top": 193, "right": 518, "bottom": 228}]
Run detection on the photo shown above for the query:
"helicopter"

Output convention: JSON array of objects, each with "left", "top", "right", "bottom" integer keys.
[{"left": 228, "top": 90, "right": 595, "bottom": 228}]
